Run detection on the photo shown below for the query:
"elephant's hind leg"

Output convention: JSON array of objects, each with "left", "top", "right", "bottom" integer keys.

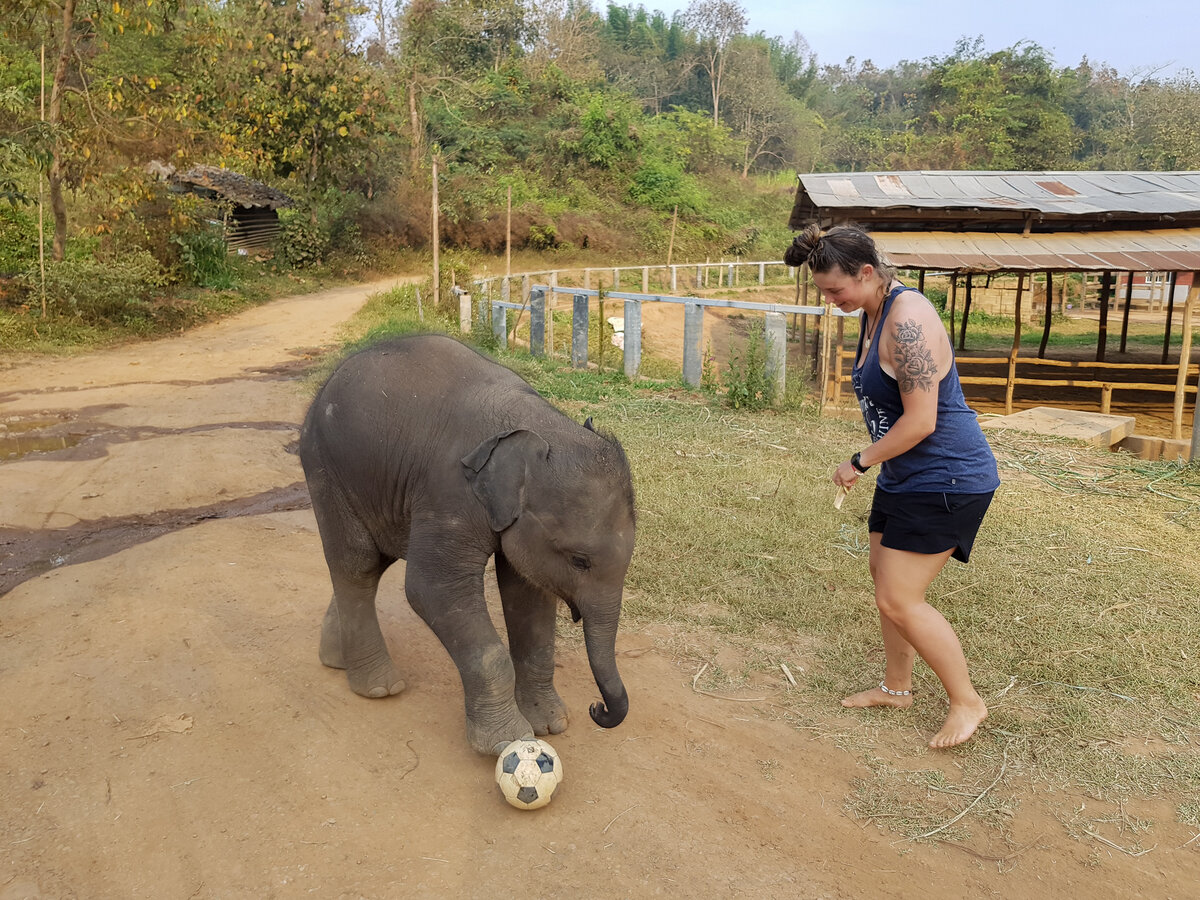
[
  {"left": 308, "top": 475, "right": 405, "bottom": 699},
  {"left": 495, "top": 553, "right": 569, "bottom": 736}
]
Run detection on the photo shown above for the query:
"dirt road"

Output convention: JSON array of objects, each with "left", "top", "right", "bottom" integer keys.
[{"left": 1, "top": 281, "right": 1194, "bottom": 898}]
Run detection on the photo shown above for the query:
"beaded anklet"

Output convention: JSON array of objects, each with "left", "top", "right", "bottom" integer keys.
[{"left": 879, "top": 681, "right": 912, "bottom": 697}]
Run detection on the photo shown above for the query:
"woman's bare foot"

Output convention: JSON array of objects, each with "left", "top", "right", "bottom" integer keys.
[
  {"left": 841, "top": 686, "right": 913, "bottom": 709},
  {"left": 929, "top": 699, "right": 988, "bottom": 749}
]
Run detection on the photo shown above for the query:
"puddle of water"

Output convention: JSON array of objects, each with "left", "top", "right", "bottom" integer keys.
[{"left": 0, "top": 432, "right": 84, "bottom": 460}]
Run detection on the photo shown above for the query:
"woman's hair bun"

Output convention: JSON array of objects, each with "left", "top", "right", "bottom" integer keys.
[{"left": 783, "top": 223, "right": 822, "bottom": 267}]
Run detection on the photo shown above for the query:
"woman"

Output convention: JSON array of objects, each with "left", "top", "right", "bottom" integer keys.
[{"left": 785, "top": 224, "right": 999, "bottom": 749}]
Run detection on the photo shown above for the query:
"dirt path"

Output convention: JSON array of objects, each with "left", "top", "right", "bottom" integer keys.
[{"left": 1, "top": 280, "right": 1195, "bottom": 898}]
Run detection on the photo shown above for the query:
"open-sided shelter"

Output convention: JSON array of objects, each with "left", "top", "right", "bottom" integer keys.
[{"left": 790, "top": 170, "right": 1200, "bottom": 457}]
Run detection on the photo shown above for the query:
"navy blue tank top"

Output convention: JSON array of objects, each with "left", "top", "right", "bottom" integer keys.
[{"left": 852, "top": 285, "right": 999, "bottom": 494}]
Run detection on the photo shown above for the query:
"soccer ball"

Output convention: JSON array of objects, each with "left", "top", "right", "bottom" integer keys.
[{"left": 494, "top": 738, "right": 563, "bottom": 810}]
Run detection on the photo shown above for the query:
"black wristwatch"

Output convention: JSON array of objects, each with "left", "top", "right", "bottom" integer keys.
[{"left": 850, "top": 452, "right": 870, "bottom": 474}]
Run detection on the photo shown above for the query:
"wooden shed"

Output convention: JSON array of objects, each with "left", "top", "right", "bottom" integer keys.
[
  {"left": 167, "top": 165, "right": 295, "bottom": 251},
  {"left": 790, "top": 170, "right": 1200, "bottom": 458}
]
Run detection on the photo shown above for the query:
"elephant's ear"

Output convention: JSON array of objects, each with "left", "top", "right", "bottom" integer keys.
[
  {"left": 462, "top": 430, "right": 550, "bottom": 531},
  {"left": 583, "top": 416, "right": 595, "bottom": 432}
]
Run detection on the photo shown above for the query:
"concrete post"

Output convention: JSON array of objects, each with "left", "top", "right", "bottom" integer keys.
[
  {"left": 501, "top": 277, "right": 511, "bottom": 306},
  {"left": 764, "top": 312, "right": 787, "bottom": 398},
  {"left": 728, "top": 263, "right": 734, "bottom": 287},
  {"left": 612, "top": 267, "right": 620, "bottom": 289},
  {"left": 531, "top": 288, "right": 546, "bottom": 357},
  {"left": 584, "top": 269, "right": 591, "bottom": 290},
  {"left": 623, "top": 299, "right": 642, "bottom": 379},
  {"left": 572, "top": 294, "right": 589, "bottom": 369},
  {"left": 458, "top": 291, "right": 472, "bottom": 334},
  {"left": 642, "top": 267, "right": 649, "bottom": 293},
  {"left": 548, "top": 272, "right": 558, "bottom": 356},
  {"left": 671, "top": 266, "right": 678, "bottom": 292},
  {"left": 695, "top": 265, "right": 702, "bottom": 289},
  {"left": 759, "top": 262, "right": 766, "bottom": 285},
  {"left": 492, "top": 303, "right": 507, "bottom": 349},
  {"left": 682, "top": 303, "right": 703, "bottom": 386}
]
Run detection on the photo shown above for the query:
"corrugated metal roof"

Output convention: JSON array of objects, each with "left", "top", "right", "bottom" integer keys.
[
  {"left": 875, "top": 227, "right": 1200, "bottom": 272},
  {"left": 791, "top": 170, "right": 1200, "bottom": 231}
]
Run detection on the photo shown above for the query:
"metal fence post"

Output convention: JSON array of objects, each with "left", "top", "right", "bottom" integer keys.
[
  {"left": 682, "top": 303, "right": 703, "bottom": 386},
  {"left": 764, "top": 312, "right": 786, "bottom": 398},
  {"left": 531, "top": 287, "right": 546, "bottom": 357},
  {"left": 623, "top": 299, "right": 642, "bottom": 379},
  {"left": 572, "top": 293, "right": 589, "bottom": 369},
  {"left": 492, "top": 302, "right": 507, "bottom": 349}
]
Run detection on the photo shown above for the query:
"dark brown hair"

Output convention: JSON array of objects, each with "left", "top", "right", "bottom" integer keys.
[{"left": 783, "top": 224, "right": 896, "bottom": 282}]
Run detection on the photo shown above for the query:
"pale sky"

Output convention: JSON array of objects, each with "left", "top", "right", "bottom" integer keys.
[{"left": 667, "top": 0, "right": 1198, "bottom": 77}]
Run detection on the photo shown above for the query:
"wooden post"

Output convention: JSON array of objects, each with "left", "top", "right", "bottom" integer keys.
[
  {"left": 598, "top": 293, "right": 605, "bottom": 372},
  {"left": 819, "top": 296, "right": 833, "bottom": 409},
  {"left": 1096, "top": 270, "right": 1112, "bottom": 362},
  {"left": 505, "top": 183, "right": 512, "bottom": 277},
  {"left": 1101, "top": 384, "right": 1113, "bottom": 414},
  {"left": 1038, "top": 270, "right": 1054, "bottom": 359},
  {"left": 431, "top": 156, "right": 440, "bottom": 311},
  {"left": 1162, "top": 271, "right": 1179, "bottom": 365},
  {"left": 948, "top": 274, "right": 958, "bottom": 344},
  {"left": 571, "top": 294, "right": 588, "bottom": 368},
  {"left": 832, "top": 315, "right": 845, "bottom": 404},
  {"left": 1006, "top": 274, "right": 1024, "bottom": 415},
  {"left": 38, "top": 42, "right": 47, "bottom": 316},
  {"left": 1172, "top": 275, "right": 1198, "bottom": 441},
  {"left": 917, "top": 269, "right": 925, "bottom": 294},
  {"left": 958, "top": 273, "right": 973, "bottom": 351},
  {"left": 1120, "top": 271, "right": 1134, "bottom": 354},
  {"left": 667, "top": 205, "right": 678, "bottom": 267}
]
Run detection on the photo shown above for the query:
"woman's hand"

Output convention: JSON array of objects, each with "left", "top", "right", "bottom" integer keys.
[{"left": 833, "top": 459, "right": 860, "bottom": 489}]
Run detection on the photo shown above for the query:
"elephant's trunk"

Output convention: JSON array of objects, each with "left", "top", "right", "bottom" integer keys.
[{"left": 582, "top": 607, "right": 628, "bottom": 728}]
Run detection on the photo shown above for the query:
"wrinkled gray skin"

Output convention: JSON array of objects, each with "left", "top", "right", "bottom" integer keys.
[{"left": 298, "top": 334, "right": 636, "bottom": 754}]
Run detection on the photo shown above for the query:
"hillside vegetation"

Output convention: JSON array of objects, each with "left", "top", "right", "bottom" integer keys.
[{"left": 3, "top": 1, "right": 1199, "bottom": 346}]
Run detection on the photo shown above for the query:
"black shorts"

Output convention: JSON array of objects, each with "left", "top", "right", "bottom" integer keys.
[{"left": 868, "top": 489, "right": 994, "bottom": 563}]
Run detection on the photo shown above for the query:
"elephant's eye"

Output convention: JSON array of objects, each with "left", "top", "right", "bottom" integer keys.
[{"left": 570, "top": 555, "right": 591, "bottom": 571}]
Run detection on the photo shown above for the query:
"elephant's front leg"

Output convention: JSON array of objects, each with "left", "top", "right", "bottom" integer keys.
[
  {"left": 405, "top": 539, "right": 533, "bottom": 755},
  {"left": 495, "top": 553, "right": 569, "bottom": 737}
]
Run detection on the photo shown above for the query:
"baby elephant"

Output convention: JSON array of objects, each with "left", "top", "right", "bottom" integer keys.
[{"left": 298, "top": 334, "right": 636, "bottom": 754}]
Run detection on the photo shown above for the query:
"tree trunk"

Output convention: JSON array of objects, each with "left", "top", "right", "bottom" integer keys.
[{"left": 48, "top": 0, "right": 77, "bottom": 263}]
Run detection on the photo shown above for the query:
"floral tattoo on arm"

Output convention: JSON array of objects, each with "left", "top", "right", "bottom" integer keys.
[{"left": 893, "top": 318, "right": 938, "bottom": 393}]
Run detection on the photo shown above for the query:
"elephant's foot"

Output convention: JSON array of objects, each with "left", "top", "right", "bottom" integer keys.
[
  {"left": 465, "top": 705, "right": 535, "bottom": 756},
  {"left": 346, "top": 653, "right": 407, "bottom": 699},
  {"left": 318, "top": 599, "right": 346, "bottom": 669},
  {"left": 516, "top": 685, "right": 569, "bottom": 736}
]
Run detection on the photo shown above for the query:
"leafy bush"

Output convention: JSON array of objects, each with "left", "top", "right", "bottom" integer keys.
[
  {"left": 172, "top": 227, "right": 237, "bottom": 289},
  {"left": 20, "top": 249, "right": 167, "bottom": 322},
  {"left": 278, "top": 207, "right": 331, "bottom": 268},
  {"left": 628, "top": 158, "right": 706, "bottom": 214},
  {"left": 0, "top": 204, "right": 37, "bottom": 276},
  {"left": 724, "top": 325, "right": 776, "bottom": 410}
]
